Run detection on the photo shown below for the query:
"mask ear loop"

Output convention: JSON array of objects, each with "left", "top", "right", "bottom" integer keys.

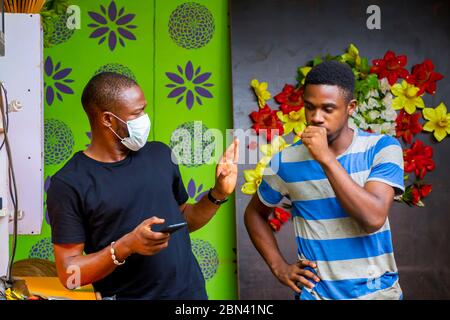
[
  {"left": 105, "top": 112, "right": 128, "bottom": 141},
  {"left": 108, "top": 126, "right": 125, "bottom": 141}
]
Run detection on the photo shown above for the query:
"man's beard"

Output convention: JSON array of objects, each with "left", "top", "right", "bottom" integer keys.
[{"left": 327, "top": 124, "right": 348, "bottom": 145}]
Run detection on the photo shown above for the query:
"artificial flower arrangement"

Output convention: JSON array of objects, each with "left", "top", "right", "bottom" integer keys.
[{"left": 241, "top": 44, "right": 446, "bottom": 231}]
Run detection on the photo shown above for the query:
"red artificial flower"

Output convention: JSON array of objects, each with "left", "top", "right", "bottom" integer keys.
[
  {"left": 274, "top": 84, "right": 304, "bottom": 114},
  {"left": 395, "top": 110, "right": 423, "bottom": 144},
  {"left": 268, "top": 218, "right": 281, "bottom": 231},
  {"left": 371, "top": 50, "right": 410, "bottom": 85},
  {"left": 403, "top": 140, "right": 435, "bottom": 180},
  {"left": 419, "top": 184, "right": 432, "bottom": 197},
  {"left": 411, "top": 184, "right": 432, "bottom": 205},
  {"left": 274, "top": 207, "right": 292, "bottom": 223},
  {"left": 411, "top": 187, "right": 420, "bottom": 205},
  {"left": 249, "top": 105, "right": 284, "bottom": 142},
  {"left": 406, "top": 59, "right": 444, "bottom": 95}
]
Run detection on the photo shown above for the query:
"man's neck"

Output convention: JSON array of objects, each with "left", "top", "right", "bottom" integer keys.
[
  {"left": 84, "top": 135, "right": 130, "bottom": 163},
  {"left": 328, "top": 126, "right": 354, "bottom": 157}
]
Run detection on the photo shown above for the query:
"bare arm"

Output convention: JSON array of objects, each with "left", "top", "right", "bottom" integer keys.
[
  {"left": 244, "top": 194, "right": 285, "bottom": 271},
  {"left": 53, "top": 217, "right": 170, "bottom": 289},
  {"left": 244, "top": 194, "right": 319, "bottom": 293},
  {"left": 179, "top": 139, "right": 239, "bottom": 232},
  {"left": 301, "top": 126, "right": 395, "bottom": 233},
  {"left": 321, "top": 159, "right": 394, "bottom": 233}
]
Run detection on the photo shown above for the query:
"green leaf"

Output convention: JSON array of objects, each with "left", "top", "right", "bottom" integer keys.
[
  {"left": 367, "top": 74, "right": 379, "bottom": 89},
  {"left": 297, "top": 67, "right": 306, "bottom": 84},
  {"left": 360, "top": 57, "right": 370, "bottom": 74},
  {"left": 312, "top": 56, "right": 323, "bottom": 66}
]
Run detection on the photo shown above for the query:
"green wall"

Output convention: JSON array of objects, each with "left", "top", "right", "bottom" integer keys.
[{"left": 11, "top": 0, "right": 236, "bottom": 299}]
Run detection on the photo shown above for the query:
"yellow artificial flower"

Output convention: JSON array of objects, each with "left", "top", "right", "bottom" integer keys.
[
  {"left": 241, "top": 162, "right": 266, "bottom": 195},
  {"left": 422, "top": 102, "right": 450, "bottom": 142},
  {"left": 259, "top": 136, "right": 290, "bottom": 166},
  {"left": 260, "top": 136, "right": 289, "bottom": 157},
  {"left": 340, "top": 43, "right": 362, "bottom": 68},
  {"left": 250, "top": 79, "right": 271, "bottom": 108},
  {"left": 298, "top": 67, "right": 312, "bottom": 85},
  {"left": 276, "top": 108, "right": 307, "bottom": 135},
  {"left": 391, "top": 80, "right": 425, "bottom": 114},
  {"left": 241, "top": 136, "right": 290, "bottom": 195}
]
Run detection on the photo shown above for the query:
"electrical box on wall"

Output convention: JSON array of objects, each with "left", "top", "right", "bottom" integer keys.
[
  {"left": 0, "top": 14, "right": 44, "bottom": 241},
  {"left": 0, "top": 0, "right": 4, "bottom": 57}
]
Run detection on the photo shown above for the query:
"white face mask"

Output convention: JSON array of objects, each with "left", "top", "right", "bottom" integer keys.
[{"left": 108, "top": 112, "right": 151, "bottom": 151}]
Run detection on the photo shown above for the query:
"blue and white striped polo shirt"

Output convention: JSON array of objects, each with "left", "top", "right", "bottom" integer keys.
[{"left": 257, "top": 129, "right": 404, "bottom": 300}]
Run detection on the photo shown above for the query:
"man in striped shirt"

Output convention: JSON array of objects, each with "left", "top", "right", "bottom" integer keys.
[{"left": 244, "top": 61, "right": 404, "bottom": 300}]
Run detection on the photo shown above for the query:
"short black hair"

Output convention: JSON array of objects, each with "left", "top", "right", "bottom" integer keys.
[
  {"left": 304, "top": 60, "right": 355, "bottom": 103},
  {"left": 81, "top": 72, "right": 138, "bottom": 120}
]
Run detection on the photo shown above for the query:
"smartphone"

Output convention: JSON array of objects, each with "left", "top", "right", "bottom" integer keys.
[{"left": 154, "top": 222, "right": 188, "bottom": 234}]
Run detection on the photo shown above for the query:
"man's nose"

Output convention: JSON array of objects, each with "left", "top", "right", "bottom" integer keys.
[{"left": 310, "top": 110, "right": 325, "bottom": 125}]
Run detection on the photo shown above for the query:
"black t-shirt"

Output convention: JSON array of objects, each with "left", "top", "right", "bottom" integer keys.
[{"left": 47, "top": 141, "right": 206, "bottom": 300}]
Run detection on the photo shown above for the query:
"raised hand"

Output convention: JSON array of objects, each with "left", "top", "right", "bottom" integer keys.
[{"left": 213, "top": 138, "right": 239, "bottom": 199}]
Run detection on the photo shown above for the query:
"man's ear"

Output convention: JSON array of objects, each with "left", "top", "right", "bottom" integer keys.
[
  {"left": 347, "top": 99, "right": 357, "bottom": 116},
  {"left": 101, "top": 111, "right": 114, "bottom": 128}
]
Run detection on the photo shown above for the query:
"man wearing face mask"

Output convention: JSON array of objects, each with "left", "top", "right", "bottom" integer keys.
[{"left": 46, "top": 72, "right": 239, "bottom": 300}]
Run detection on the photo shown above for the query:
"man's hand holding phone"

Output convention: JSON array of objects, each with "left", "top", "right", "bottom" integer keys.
[
  {"left": 155, "top": 222, "right": 188, "bottom": 234},
  {"left": 124, "top": 216, "right": 171, "bottom": 256}
]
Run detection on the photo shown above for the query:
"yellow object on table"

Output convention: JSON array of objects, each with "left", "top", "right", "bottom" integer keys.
[{"left": 20, "top": 277, "right": 98, "bottom": 300}]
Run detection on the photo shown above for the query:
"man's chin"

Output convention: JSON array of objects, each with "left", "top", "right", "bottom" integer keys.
[{"left": 327, "top": 132, "right": 337, "bottom": 144}]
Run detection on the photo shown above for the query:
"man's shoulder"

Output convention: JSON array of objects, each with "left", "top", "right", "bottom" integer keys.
[
  {"left": 278, "top": 139, "right": 311, "bottom": 164},
  {"left": 354, "top": 130, "right": 401, "bottom": 154},
  {"left": 52, "top": 152, "right": 84, "bottom": 181},
  {"left": 144, "top": 140, "right": 171, "bottom": 153},
  {"left": 48, "top": 152, "right": 86, "bottom": 195},
  {"left": 141, "top": 141, "right": 174, "bottom": 162}
]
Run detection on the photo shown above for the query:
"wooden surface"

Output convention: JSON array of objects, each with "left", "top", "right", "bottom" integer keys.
[{"left": 20, "top": 277, "right": 97, "bottom": 300}]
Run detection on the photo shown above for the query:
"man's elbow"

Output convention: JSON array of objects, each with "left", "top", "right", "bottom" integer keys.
[
  {"left": 56, "top": 261, "right": 81, "bottom": 290},
  {"left": 362, "top": 216, "right": 387, "bottom": 234},
  {"left": 56, "top": 273, "right": 72, "bottom": 290}
]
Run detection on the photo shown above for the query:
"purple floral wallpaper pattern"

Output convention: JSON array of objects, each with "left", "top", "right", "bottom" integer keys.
[
  {"left": 44, "top": 56, "right": 74, "bottom": 106},
  {"left": 88, "top": 0, "right": 137, "bottom": 51},
  {"left": 165, "top": 61, "right": 214, "bottom": 110}
]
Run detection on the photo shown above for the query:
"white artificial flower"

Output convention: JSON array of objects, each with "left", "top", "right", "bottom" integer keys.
[
  {"left": 382, "top": 92, "right": 393, "bottom": 108},
  {"left": 366, "top": 89, "right": 379, "bottom": 99},
  {"left": 353, "top": 113, "right": 366, "bottom": 125},
  {"left": 359, "top": 118, "right": 369, "bottom": 130},
  {"left": 348, "top": 118, "right": 358, "bottom": 131},
  {"left": 387, "top": 124, "right": 397, "bottom": 136},
  {"left": 367, "top": 97, "right": 379, "bottom": 110},
  {"left": 369, "top": 123, "right": 382, "bottom": 134},
  {"left": 381, "top": 122, "right": 395, "bottom": 135},
  {"left": 379, "top": 78, "right": 391, "bottom": 94},
  {"left": 386, "top": 122, "right": 396, "bottom": 136},
  {"left": 368, "top": 110, "right": 381, "bottom": 121},
  {"left": 384, "top": 107, "right": 398, "bottom": 122},
  {"left": 357, "top": 102, "right": 368, "bottom": 113}
]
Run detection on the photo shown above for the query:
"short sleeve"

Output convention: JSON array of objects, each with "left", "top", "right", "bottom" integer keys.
[
  {"left": 170, "top": 150, "right": 189, "bottom": 205},
  {"left": 47, "top": 177, "right": 86, "bottom": 244},
  {"left": 367, "top": 136, "right": 405, "bottom": 196},
  {"left": 257, "top": 153, "right": 288, "bottom": 207}
]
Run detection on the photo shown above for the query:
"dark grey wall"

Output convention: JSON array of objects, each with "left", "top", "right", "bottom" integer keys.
[{"left": 231, "top": 0, "right": 450, "bottom": 300}]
